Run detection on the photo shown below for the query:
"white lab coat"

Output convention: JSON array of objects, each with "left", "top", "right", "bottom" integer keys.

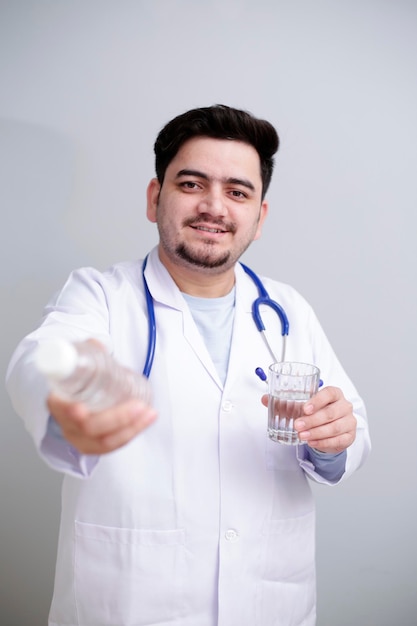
[{"left": 6, "top": 247, "right": 370, "bottom": 626}]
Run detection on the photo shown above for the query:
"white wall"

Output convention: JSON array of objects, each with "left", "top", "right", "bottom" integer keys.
[{"left": 1, "top": 1, "right": 416, "bottom": 624}]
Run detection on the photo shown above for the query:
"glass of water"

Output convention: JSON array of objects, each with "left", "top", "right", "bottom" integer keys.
[{"left": 268, "top": 361, "right": 321, "bottom": 445}]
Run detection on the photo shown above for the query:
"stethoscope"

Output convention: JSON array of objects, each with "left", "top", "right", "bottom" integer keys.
[{"left": 141, "top": 255, "right": 289, "bottom": 379}]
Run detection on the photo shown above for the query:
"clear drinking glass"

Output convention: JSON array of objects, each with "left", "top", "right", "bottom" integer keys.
[{"left": 268, "top": 361, "right": 320, "bottom": 445}]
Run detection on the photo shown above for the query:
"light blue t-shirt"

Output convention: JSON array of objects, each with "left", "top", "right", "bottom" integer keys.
[{"left": 182, "top": 288, "right": 235, "bottom": 386}]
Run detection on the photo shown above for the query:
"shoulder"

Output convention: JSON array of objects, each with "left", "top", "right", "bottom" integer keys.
[
  {"left": 237, "top": 263, "right": 312, "bottom": 309},
  {"left": 64, "top": 259, "right": 143, "bottom": 290},
  {"left": 261, "top": 275, "right": 310, "bottom": 305},
  {"left": 237, "top": 265, "right": 319, "bottom": 334},
  {"left": 48, "top": 260, "right": 144, "bottom": 310},
  {"left": 101, "top": 259, "right": 143, "bottom": 287}
]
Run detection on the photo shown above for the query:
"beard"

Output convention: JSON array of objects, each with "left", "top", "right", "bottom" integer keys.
[
  {"left": 173, "top": 215, "right": 239, "bottom": 270},
  {"left": 175, "top": 242, "right": 232, "bottom": 269}
]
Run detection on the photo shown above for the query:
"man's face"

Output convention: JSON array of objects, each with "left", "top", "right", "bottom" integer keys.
[{"left": 147, "top": 136, "right": 268, "bottom": 277}]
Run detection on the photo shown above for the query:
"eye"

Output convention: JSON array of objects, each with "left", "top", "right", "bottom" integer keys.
[
  {"left": 179, "top": 181, "right": 201, "bottom": 191},
  {"left": 229, "top": 189, "right": 247, "bottom": 199}
]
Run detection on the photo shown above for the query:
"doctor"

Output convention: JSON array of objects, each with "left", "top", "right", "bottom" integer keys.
[{"left": 6, "top": 104, "right": 370, "bottom": 626}]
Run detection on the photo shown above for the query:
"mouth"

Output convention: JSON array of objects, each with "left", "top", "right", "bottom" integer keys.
[{"left": 190, "top": 224, "right": 228, "bottom": 234}]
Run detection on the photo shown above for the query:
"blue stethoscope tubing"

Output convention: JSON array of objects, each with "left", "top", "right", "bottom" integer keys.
[
  {"left": 240, "top": 263, "right": 289, "bottom": 364},
  {"left": 141, "top": 256, "right": 289, "bottom": 378},
  {"left": 142, "top": 255, "right": 157, "bottom": 379}
]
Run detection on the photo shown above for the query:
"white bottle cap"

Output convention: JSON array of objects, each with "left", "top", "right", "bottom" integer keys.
[{"left": 35, "top": 339, "right": 78, "bottom": 380}]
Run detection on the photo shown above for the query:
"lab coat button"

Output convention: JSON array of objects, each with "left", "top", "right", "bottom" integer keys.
[
  {"left": 222, "top": 400, "right": 233, "bottom": 412},
  {"left": 225, "top": 529, "right": 239, "bottom": 542}
]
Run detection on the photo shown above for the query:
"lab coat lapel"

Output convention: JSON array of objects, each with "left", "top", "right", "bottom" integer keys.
[
  {"left": 144, "top": 248, "right": 223, "bottom": 389},
  {"left": 179, "top": 303, "right": 223, "bottom": 389},
  {"left": 224, "top": 264, "right": 261, "bottom": 391},
  {"left": 225, "top": 263, "right": 277, "bottom": 391}
]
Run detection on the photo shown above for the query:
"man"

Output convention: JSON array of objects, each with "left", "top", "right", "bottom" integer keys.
[{"left": 6, "top": 104, "right": 371, "bottom": 626}]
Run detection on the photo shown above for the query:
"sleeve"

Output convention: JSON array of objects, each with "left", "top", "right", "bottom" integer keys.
[
  {"left": 304, "top": 448, "right": 347, "bottom": 482},
  {"left": 5, "top": 267, "right": 113, "bottom": 477},
  {"left": 288, "top": 292, "right": 371, "bottom": 485}
]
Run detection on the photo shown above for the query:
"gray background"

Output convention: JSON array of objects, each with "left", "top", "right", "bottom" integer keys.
[{"left": 1, "top": 1, "right": 416, "bottom": 624}]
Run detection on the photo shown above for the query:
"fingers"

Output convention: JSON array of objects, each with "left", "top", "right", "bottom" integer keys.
[
  {"left": 302, "top": 386, "right": 347, "bottom": 416},
  {"left": 293, "top": 386, "right": 356, "bottom": 453},
  {"left": 297, "top": 415, "right": 357, "bottom": 453},
  {"left": 47, "top": 395, "right": 157, "bottom": 455}
]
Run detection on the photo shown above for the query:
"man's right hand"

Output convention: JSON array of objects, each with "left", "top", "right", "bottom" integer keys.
[{"left": 47, "top": 394, "right": 157, "bottom": 455}]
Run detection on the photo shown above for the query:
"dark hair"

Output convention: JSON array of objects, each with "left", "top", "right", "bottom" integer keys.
[{"left": 154, "top": 104, "right": 279, "bottom": 200}]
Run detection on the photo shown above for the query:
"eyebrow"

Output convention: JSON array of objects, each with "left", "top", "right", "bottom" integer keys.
[{"left": 175, "top": 169, "right": 256, "bottom": 192}]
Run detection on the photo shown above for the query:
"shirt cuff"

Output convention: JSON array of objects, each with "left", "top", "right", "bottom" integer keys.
[
  {"left": 305, "top": 446, "right": 347, "bottom": 482},
  {"left": 39, "top": 415, "right": 99, "bottom": 478}
]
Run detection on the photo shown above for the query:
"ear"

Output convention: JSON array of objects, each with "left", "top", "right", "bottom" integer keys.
[
  {"left": 146, "top": 178, "right": 161, "bottom": 223},
  {"left": 253, "top": 201, "right": 269, "bottom": 241}
]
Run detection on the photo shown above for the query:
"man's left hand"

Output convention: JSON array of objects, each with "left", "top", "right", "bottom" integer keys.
[
  {"left": 261, "top": 386, "right": 357, "bottom": 454},
  {"left": 295, "top": 386, "right": 356, "bottom": 453}
]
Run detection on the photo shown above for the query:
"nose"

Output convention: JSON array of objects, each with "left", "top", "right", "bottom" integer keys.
[{"left": 197, "top": 186, "right": 225, "bottom": 217}]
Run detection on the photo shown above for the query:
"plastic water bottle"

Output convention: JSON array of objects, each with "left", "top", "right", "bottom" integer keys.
[{"left": 35, "top": 339, "right": 151, "bottom": 411}]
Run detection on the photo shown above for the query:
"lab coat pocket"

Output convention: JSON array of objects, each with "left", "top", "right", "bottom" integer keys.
[
  {"left": 256, "top": 512, "right": 316, "bottom": 626},
  {"left": 74, "top": 521, "right": 186, "bottom": 625}
]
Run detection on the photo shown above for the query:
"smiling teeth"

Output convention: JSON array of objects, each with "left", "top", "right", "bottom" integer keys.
[{"left": 197, "top": 226, "right": 222, "bottom": 233}]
